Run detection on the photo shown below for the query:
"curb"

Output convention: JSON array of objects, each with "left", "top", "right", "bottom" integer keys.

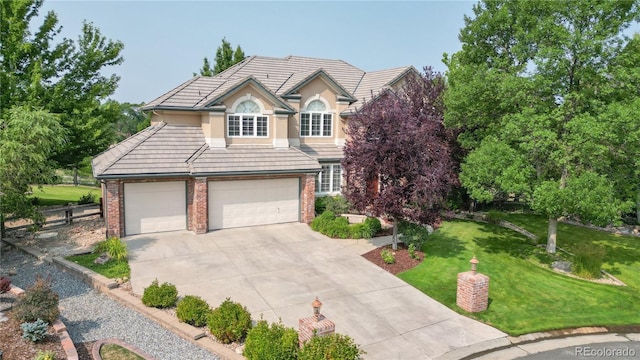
[
  {"left": 5, "top": 239, "right": 244, "bottom": 360},
  {"left": 437, "top": 327, "right": 640, "bottom": 359}
]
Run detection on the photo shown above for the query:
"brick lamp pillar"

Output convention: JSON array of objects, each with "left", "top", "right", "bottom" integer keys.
[
  {"left": 298, "top": 297, "right": 335, "bottom": 347},
  {"left": 456, "top": 256, "right": 489, "bottom": 312}
]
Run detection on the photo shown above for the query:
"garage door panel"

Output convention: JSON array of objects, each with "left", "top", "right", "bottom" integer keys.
[
  {"left": 125, "top": 182, "right": 187, "bottom": 235},
  {"left": 209, "top": 178, "right": 299, "bottom": 230}
]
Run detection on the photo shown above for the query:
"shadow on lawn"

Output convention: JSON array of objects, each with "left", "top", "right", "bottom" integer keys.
[
  {"left": 472, "top": 223, "right": 541, "bottom": 260},
  {"left": 425, "top": 232, "right": 466, "bottom": 259}
]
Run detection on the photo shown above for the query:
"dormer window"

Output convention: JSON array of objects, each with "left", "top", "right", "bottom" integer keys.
[
  {"left": 301, "top": 99, "right": 332, "bottom": 137},
  {"left": 228, "top": 100, "right": 268, "bottom": 137}
]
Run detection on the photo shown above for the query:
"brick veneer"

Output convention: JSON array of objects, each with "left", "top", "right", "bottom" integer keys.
[
  {"left": 104, "top": 174, "right": 316, "bottom": 236},
  {"left": 456, "top": 270, "right": 490, "bottom": 313},
  {"left": 105, "top": 180, "right": 124, "bottom": 238},
  {"left": 298, "top": 315, "right": 335, "bottom": 347},
  {"left": 301, "top": 174, "right": 316, "bottom": 224}
]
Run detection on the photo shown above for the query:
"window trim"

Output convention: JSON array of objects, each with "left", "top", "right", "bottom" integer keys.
[
  {"left": 300, "top": 99, "right": 333, "bottom": 137},
  {"left": 315, "top": 163, "right": 342, "bottom": 195},
  {"left": 227, "top": 113, "right": 269, "bottom": 137}
]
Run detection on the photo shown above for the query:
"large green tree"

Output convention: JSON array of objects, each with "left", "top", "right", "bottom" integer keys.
[
  {"left": 196, "top": 37, "right": 245, "bottom": 76},
  {"left": 0, "top": 107, "right": 65, "bottom": 224},
  {"left": 445, "top": 0, "right": 640, "bottom": 253},
  {"left": 1, "top": 0, "right": 124, "bottom": 184}
]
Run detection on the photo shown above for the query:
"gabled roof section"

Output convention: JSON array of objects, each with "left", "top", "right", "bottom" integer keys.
[
  {"left": 344, "top": 66, "right": 419, "bottom": 116},
  {"left": 197, "top": 76, "right": 295, "bottom": 114},
  {"left": 141, "top": 55, "right": 413, "bottom": 114},
  {"left": 92, "top": 125, "right": 321, "bottom": 179},
  {"left": 281, "top": 69, "right": 355, "bottom": 102}
]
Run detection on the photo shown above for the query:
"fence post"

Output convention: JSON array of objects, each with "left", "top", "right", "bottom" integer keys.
[
  {"left": 65, "top": 207, "right": 73, "bottom": 225},
  {"left": 1, "top": 213, "right": 5, "bottom": 239}
]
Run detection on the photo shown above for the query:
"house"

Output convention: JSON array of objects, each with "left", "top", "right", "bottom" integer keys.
[{"left": 92, "top": 55, "right": 417, "bottom": 237}]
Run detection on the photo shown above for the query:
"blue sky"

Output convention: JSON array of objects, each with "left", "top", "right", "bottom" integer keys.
[{"left": 41, "top": 1, "right": 476, "bottom": 104}]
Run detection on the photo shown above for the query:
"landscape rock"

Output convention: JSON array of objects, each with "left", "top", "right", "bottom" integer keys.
[
  {"left": 36, "top": 232, "right": 58, "bottom": 241},
  {"left": 552, "top": 261, "right": 571, "bottom": 273},
  {"left": 94, "top": 253, "right": 111, "bottom": 265}
]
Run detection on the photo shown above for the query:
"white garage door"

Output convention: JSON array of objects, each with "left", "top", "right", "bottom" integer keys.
[
  {"left": 124, "top": 181, "right": 187, "bottom": 235},
  {"left": 209, "top": 178, "right": 299, "bottom": 230}
]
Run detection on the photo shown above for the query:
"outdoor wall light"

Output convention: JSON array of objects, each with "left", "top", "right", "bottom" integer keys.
[{"left": 312, "top": 296, "right": 322, "bottom": 320}]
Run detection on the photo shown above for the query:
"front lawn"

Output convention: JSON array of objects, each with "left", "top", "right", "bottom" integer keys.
[
  {"left": 398, "top": 217, "right": 640, "bottom": 336},
  {"left": 65, "top": 252, "right": 130, "bottom": 279},
  {"left": 31, "top": 185, "right": 100, "bottom": 206}
]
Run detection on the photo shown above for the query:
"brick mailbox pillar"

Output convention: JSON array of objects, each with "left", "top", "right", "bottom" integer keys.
[
  {"left": 299, "top": 297, "right": 335, "bottom": 347},
  {"left": 456, "top": 256, "right": 489, "bottom": 312}
]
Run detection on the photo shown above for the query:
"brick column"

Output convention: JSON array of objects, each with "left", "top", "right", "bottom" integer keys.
[
  {"left": 299, "top": 297, "right": 335, "bottom": 346},
  {"left": 193, "top": 177, "right": 208, "bottom": 234},
  {"left": 456, "top": 256, "right": 489, "bottom": 313},
  {"left": 300, "top": 174, "right": 316, "bottom": 224},
  {"left": 105, "top": 180, "right": 124, "bottom": 238},
  {"left": 299, "top": 315, "right": 335, "bottom": 347}
]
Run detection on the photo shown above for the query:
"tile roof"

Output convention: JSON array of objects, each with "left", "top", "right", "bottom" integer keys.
[
  {"left": 298, "top": 144, "right": 345, "bottom": 161},
  {"left": 142, "top": 55, "right": 415, "bottom": 113},
  {"left": 92, "top": 123, "right": 320, "bottom": 178}
]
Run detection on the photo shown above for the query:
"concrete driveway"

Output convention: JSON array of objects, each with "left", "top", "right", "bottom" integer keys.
[{"left": 126, "top": 223, "right": 505, "bottom": 359}]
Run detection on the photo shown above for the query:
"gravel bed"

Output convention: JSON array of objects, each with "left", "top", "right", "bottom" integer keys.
[{"left": 1, "top": 247, "right": 219, "bottom": 360}]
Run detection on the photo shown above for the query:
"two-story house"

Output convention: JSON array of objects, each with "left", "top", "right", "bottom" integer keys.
[{"left": 92, "top": 56, "right": 417, "bottom": 237}]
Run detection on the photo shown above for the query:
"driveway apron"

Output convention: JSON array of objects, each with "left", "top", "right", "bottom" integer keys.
[{"left": 126, "top": 223, "right": 505, "bottom": 359}]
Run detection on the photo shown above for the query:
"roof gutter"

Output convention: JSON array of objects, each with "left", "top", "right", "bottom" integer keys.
[{"left": 95, "top": 168, "right": 321, "bottom": 180}]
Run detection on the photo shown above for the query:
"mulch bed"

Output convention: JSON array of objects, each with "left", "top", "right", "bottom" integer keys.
[
  {"left": 0, "top": 309, "right": 67, "bottom": 360},
  {"left": 361, "top": 243, "right": 424, "bottom": 275}
]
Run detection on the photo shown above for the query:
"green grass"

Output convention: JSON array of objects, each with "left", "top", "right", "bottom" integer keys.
[
  {"left": 100, "top": 343, "right": 144, "bottom": 360},
  {"left": 398, "top": 217, "right": 640, "bottom": 336},
  {"left": 65, "top": 252, "right": 130, "bottom": 279},
  {"left": 31, "top": 185, "right": 100, "bottom": 206}
]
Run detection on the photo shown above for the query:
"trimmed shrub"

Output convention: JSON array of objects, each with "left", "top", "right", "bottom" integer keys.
[
  {"left": 0, "top": 276, "right": 11, "bottom": 293},
  {"left": 350, "top": 223, "right": 366, "bottom": 239},
  {"left": 314, "top": 196, "right": 328, "bottom": 215},
  {"left": 311, "top": 211, "right": 336, "bottom": 233},
  {"left": 95, "top": 236, "right": 128, "bottom": 262},
  {"left": 176, "top": 295, "right": 211, "bottom": 327},
  {"left": 298, "top": 333, "right": 365, "bottom": 360},
  {"left": 207, "top": 298, "right": 252, "bottom": 344},
  {"left": 381, "top": 248, "right": 395, "bottom": 264},
  {"left": 78, "top": 192, "right": 96, "bottom": 205},
  {"left": 363, "top": 217, "right": 382, "bottom": 238},
  {"left": 325, "top": 216, "right": 350, "bottom": 239},
  {"left": 323, "top": 195, "right": 351, "bottom": 215},
  {"left": 485, "top": 210, "right": 504, "bottom": 225},
  {"left": 13, "top": 276, "right": 59, "bottom": 324},
  {"left": 21, "top": 318, "right": 49, "bottom": 342},
  {"left": 398, "top": 221, "right": 429, "bottom": 250},
  {"left": 244, "top": 319, "right": 298, "bottom": 360},
  {"left": 142, "top": 279, "right": 178, "bottom": 308},
  {"left": 573, "top": 244, "right": 606, "bottom": 279},
  {"left": 408, "top": 243, "right": 418, "bottom": 260}
]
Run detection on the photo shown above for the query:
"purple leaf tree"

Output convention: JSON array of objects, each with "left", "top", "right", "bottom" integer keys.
[{"left": 342, "top": 68, "right": 458, "bottom": 250}]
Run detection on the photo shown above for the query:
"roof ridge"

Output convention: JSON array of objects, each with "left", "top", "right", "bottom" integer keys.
[
  {"left": 143, "top": 77, "right": 201, "bottom": 110},
  {"left": 352, "top": 72, "right": 367, "bottom": 98},
  {"left": 186, "top": 143, "right": 209, "bottom": 173},
  {"left": 217, "top": 55, "right": 256, "bottom": 78},
  {"left": 100, "top": 122, "right": 167, "bottom": 174}
]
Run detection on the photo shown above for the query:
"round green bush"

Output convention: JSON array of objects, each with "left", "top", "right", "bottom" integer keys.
[
  {"left": 13, "top": 276, "right": 59, "bottom": 324},
  {"left": 363, "top": 217, "right": 382, "bottom": 237},
  {"left": 244, "top": 319, "right": 298, "bottom": 360},
  {"left": 207, "top": 298, "right": 252, "bottom": 344},
  {"left": 298, "top": 333, "right": 364, "bottom": 360},
  {"left": 176, "top": 295, "right": 211, "bottom": 327},
  {"left": 142, "top": 279, "right": 178, "bottom": 308}
]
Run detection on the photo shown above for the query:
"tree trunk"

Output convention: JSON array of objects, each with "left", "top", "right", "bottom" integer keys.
[
  {"left": 391, "top": 219, "right": 398, "bottom": 250},
  {"left": 547, "top": 216, "right": 557, "bottom": 253},
  {"left": 73, "top": 166, "right": 79, "bottom": 186},
  {"left": 636, "top": 187, "right": 640, "bottom": 225}
]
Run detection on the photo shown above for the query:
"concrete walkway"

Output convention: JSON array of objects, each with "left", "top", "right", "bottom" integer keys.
[{"left": 126, "top": 223, "right": 505, "bottom": 359}]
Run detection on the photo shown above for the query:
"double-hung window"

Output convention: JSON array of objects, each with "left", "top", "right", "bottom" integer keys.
[
  {"left": 301, "top": 100, "right": 332, "bottom": 137},
  {"left": 228, "top": 100, "right": 268, "bottom": 137},
  {"left": 315, "top": 164, "right": 342, "bottom": 194}
]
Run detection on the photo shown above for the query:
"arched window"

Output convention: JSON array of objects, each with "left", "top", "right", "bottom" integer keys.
[
  {"left": 301, "top": 99, "right": 332, "bottom": 137},
  {"left": 228, "top": 100, "right": 268, "bottom": 137}
]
